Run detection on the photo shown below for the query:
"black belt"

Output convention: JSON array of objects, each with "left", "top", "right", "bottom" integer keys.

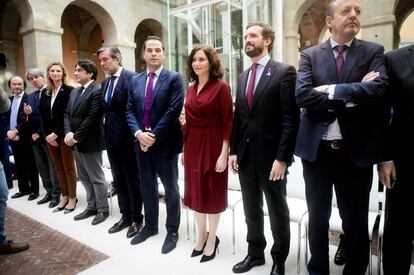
[{"left": 321, "top": 139, "right": 343, "bottom": 150}]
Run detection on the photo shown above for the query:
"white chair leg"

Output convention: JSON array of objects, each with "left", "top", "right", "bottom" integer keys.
[
  {"left": 369, "top": 241, "right": 373, "bottom": 275},
  {"left": 377, "top": 237, "right": 382, "bottom": 275},
  {"left": 297, "top": 223, "right": 301, "bottom": 274},
  {"left": 193, "top": 212, "right": 196, "bottom": 242},
  {"left": 186, "top": 205, "right": 190, "bottom": 240},
  {"left": 305, "top": 225, "right": 309, "bottom": 275},
  {"left": 232, "top": 208, "right": 236, "bottom": 254},
  {"left": 108, "top": 182, "right": 113, "bottom": 217}
]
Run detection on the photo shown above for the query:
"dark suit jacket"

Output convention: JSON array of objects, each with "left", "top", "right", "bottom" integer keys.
[
  {"left": 126, "top": 68, "right": 184, "bottom": 156},
  {"left": 39, "top": 84, "right": 74, "bottom": 140},
  {"left": 295, "top": 39, "right": 389, "bottom": 167},
  {"left": 64, "top": 81, "right": 105, "bottom": 153},
  {"left": 385, "top": 44, "right": 414, "bottom": 160},
  {"left": 230, "top": 58, "right": 300, "bottom": 166},
  {"left": 6, "top": 93, "right": 31, "bottom": 141},
  {"left": 24, "top": 88, "right": 46, "bottom": 144},
  {"left": 102, "top": 68, "right": 137, "bottom": 151}
]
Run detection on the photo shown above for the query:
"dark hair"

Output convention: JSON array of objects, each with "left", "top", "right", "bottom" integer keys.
[
  {"left": 246, "top": 22, "right": 275, "bottom": 52},
  {"left": 76, "top": 59, "right": 98, "bottom": 80},
  {"left": 8, "top": 76, "right": 27, "bottom": 89},
  {"left": 186, "top": 45, "right": 223, "bottom": 82},
  {"left": 141, "top": 35, "right": 164, "bottom": 54},
  {"left": 96, "top": 46, "right": 123, "bottom": 66}
]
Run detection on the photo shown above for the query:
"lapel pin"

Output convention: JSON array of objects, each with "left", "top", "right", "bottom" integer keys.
[{"left": 266, "top": 68, "right": 272, "bottom": 77}]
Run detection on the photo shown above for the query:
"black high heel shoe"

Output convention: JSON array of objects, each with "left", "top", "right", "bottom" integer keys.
[
  {"left": 53, "top": 200, "right": 69, "bottom": 213},
  {"left": 200, "top": 236, "right": 220, "bottom": 263},
  {"left": 64, "top": 198, "right": 78, "bottom": 214},
  {"left": 191, "top": 232, "right": 209, "bottom": 257}
]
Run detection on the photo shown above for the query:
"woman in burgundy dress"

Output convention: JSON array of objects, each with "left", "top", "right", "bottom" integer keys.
[{"left": 182, "top": 45, "right": 233, "bottom": 263}]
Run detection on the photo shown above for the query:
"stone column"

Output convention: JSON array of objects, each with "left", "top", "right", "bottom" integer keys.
[
  {"left": 20, "top": 26, "right": 64, "bottom": 71},
  {"left": 362, "top": 15, "right": 396, "bottom": 52},
  {"left": 113, "top": 43, "right": 137, "bottom": 71},
  {"left": 285, "top": 30, "right": 300, "bottom": 68}
]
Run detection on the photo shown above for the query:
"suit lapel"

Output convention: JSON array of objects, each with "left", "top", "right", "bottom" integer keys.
[
  {"left": 341, "top": 39, "right": 361, "bottom": 82},
  {"left": 320, "top": 40, "right": 338, "bottom": 83},
  {"left": 111, "top": 71, "right": 125, "bottom": 104},
  {"left": 239, "top": 70, "right": 249, "bottom": 110},
  {"left": 151, "top": 69, "right": 167, "bottom": 109},
  {"left": 407, "top": 45, "right": 414, "bottom": 73},
  {"left": 73, "top": 82, "right": 94, "bottom": 112},
  {"left": 251, "top": 60, "right": 276, "bottom": 110}
]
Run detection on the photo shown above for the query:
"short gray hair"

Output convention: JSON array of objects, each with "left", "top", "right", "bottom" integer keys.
[
  {"left": 26, "top": 68, "right": 44, "bottom": 79},
  {"left": 96, "top": 46, "right": 123, "bottom": 66}
]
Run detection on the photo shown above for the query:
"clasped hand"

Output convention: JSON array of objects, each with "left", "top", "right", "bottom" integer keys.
[{"left": 137, "top": 131, "right": 156, "bottom": 152}]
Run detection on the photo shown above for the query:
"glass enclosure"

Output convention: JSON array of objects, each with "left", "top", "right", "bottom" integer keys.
[{"left": 167, "top": 0, "right": 271, "bottom": 97}]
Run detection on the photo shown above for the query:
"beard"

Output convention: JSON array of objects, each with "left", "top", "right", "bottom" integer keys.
[{"left": 245, "top": 44, "right": 264, "bottom": 58}]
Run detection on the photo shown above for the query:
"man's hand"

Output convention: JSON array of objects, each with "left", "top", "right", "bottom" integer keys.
[
  {"left": 32, "top": 133, "right": 40, "bottom": 141},
  {"left": 314, "top": 85, "right": 330, "bottom": 94},
  {"left": 23, "top": 103, "right": 32, "bottom": 115},
  {"left": 228, "top": 155, "right": 238, "bottom": 174},
  {"left": 361, "top": 71, "right": 380, "bottom": 83},
  {"left": 269, "top": 160, "right": 287, "bottom": 181},
  {"left": 136, "top": 132, "right": 156, "bottom": 149},
  {"left": 45, "top": 132, "right": 57, "bottom": 144},
  {"left": 64, "top": 132, "right": 77, "bottom": 147},
  {"left": 7, "top": 130, "right": 19, "bottom": 141},
  {"left": 378, "top": 162, "right": 397, "bottom": 189}
]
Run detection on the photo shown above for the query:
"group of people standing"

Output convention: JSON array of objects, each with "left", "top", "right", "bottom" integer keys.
[{"left": 0, "top": 0, "right": 412, "bottom": 275}]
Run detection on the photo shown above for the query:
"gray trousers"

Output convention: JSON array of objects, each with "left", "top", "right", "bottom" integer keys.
[
  {"left": 32, "top": 142, "right": 60, "bottom": 200},
  {"left": 74, "top": 151, "right": 108, "bottom": 213}
]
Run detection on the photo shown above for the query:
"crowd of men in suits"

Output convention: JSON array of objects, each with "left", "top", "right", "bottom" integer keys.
[{"left": 0, "top": 0, "right": 412, "bottom": 274}]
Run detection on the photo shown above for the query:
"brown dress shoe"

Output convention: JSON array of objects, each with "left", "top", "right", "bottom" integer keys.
[{"left": 0, "top": 240, "right": 30, "bottom": 255}]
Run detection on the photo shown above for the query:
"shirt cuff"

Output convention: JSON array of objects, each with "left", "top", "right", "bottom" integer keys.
[
  {"left": 328, "top": 85, "right": 335, "bottom": 100},
  {"left": 134, "top": 130, "right": 142, "bottom": 137}
]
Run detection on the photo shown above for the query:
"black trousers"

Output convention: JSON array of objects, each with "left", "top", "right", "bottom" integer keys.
[
  {"left": 10, "top": 139, "right": 39, "bottom": 194},
  {"left": 302, "top": 145, "right": 372, "bottom": 275},
  {"left": 107, "top": 144, "right": 143, "bottom": 224},
  {"left": 238, "top": 148, "right": 290, "bottom": 264},
  {"left": 383, "top": 159, "right": 413, "bottom": 275}
]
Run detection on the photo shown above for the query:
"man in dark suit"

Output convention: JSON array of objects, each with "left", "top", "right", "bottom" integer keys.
[
  {"left": 97, "top": 46, "right": 144, "bottom": 238},
  {"left": 6, "top": 76, "right": 39, "bottom": 200},
  {"left": 295, "top": 1, "right": 389, "bottom": 274},
  {"left": 126, "top": 35, "right": 184, "bottom": 254},
  {"left": 24, "top": 68, "right": 60, "bottom": 208},
  {"left": 379, "top": 45, "right": 414, "bottom": 275},
  {"left": 64, "top": 59, "right": 108, "bottom": 225},
  {"left": 229, "top": 22, "right": 299, "bottom": 275}
]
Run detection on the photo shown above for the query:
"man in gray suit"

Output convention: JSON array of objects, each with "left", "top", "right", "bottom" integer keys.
[{"left": 64, "top": 59, "right": 108, "bottom": 225}]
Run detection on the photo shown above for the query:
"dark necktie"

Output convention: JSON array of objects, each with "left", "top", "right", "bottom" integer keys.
[
  {"left": 143, "top": 72, "right": 155, "bottom": 129},
  {"left": 74, "top": 86, "right": 85, "bottom": 109},
  {"left": 335, "top": 45, "right": 348, "bottom": 78},
  {"left": 246, "top": 63, "right": 257, "bottom": 109},
  {"left": 106, "top": 75, "right": 117, "bottom": 106}
]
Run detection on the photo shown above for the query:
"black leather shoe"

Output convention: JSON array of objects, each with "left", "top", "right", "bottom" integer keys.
[
  {"left": 108, "top": 218, "right": 131, "bottom": 234},
  {"left": 74, "top": 209, "right": 97, "bottom": 221},
  {"left": 48, "top": 200, "right": 59, "bottom": 208},
  {"left": 37, "top": 193, "right": 52, "bottom": 205},
  {"left": 270, "top": 263, "right": 285, "bottom": 275},
  {"left": 126, "top": 221, "right": 143, "bottom": 238},
  {"left": 28, "top": 193, "right": 39, "bottom": 201},
  {"left": 91, "top": 212, "right": 109, "bottom": 225},
  {"left": 11, "top": 191, "right": 30, "bottom": 199},
  {"left": 0, "top": 240, "right": 30, "bottom": 255},
  {"left": 130, "top": 227, "right": 158, "bottom": 245},
  {"left": 232, "top": 255, "right": 266, "bottom": 273},
  {"left": 161, "top": 232, "right": 179, "bottom": 254},
  {"left": 334, "top": 236, "right": 346, "bottom": 265}
]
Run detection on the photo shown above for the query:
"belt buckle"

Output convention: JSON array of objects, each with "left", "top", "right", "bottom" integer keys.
[{"left": 330, "top": 140, "right": 341, "bottom": 150}]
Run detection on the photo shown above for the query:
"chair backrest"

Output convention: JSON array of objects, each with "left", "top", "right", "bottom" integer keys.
[
  {"left": 228, "top": 171, "right": 241, "bottom": 191},
  {"left": 102, "top": 150, "right": 111, "bottom": 169},
  {"left": 286, "top": 157, "right": 307, "bottom": 200}
]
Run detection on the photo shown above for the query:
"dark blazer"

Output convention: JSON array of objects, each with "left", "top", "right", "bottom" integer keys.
[
  {"left": 385, "top": 44, "right": 414, "bottom": 160},
  {"left": 126, "top": 68, "right": 184, "bottom": 156},
  {"left": 6, "top": 93, "right": 31, "bottom": 140},
  {"left": 295, "top": 39, "right": 389, "bottom": 167},
  {"left": 64, "top": 81, "right": 105, "bottom": 153},
  {"left": 24, "top": 88, "right": 46, "bottom": 144},
  {"left": 39, "top": 84, "right": 74, "bottom": 140},
  {"left": 230, "top": 59, "right": 300, "bottom": 165},
  {"left": 102, "top": 68, "right": 137, "bottom": 150}
]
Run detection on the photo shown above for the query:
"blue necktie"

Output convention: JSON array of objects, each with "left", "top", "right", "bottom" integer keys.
[
  {"left": 73, "top": 86, "right": 85, "bottom": 109},
  {"left": 106, "top": 75, "right": 117, "bottom": 106},
  {"left": 10, "top": 95, "right": 20, "bottom": 130}
]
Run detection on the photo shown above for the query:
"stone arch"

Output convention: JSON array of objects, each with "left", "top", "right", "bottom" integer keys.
[
  {"left": 134, "top": 18, "right": 163, "bottom": 72},
  {"left": 392, "top": 0, "right": 414, "bottom": 47}
]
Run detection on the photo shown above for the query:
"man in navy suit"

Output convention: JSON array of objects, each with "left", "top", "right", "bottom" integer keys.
[
  {"left": 97, "top": 46, "right": 144, "bottom": 238},
  {"left": 295, "top": 1, "right": 389, "bottom": 274},
  {"left": 6, "top": 76, "right": 39, "bottom": 200},
  {"left": 126, "top": 35, "right": 184, "bottom": 254},
  {"left": 379, "top": 45, "right": 414, "bottom": 275},
  {"left": 24, "top": 68, "right": 60, "bottom": 208}
]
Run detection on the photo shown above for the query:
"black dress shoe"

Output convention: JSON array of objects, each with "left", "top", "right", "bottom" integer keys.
[
  {"left": 334, "top": 236, "right": 346, "bottom": 265},
  {"left": 48, "top": 200, "right": 59, "bottom": 208},
  {"left": 200, "top": 236, "right": 220, "bottom": 263},
  {"left": 37, "top": 193, "right": 52, "bottom": 205},
  {"left": 108, "top": 218, "right": 131, "bottom": 234},
  {"left": 232, "top": 255, "right": 266, "bottom": 273},
  {"left": 53, "top": 200, "right": 69, "bottom": 213},
  {"left": 126, "top": 221, "right": 143, "bottom": 238},
  {"left": 28, "top": 193, "right": 39, "bottom": 201},
  {"left": 270, "top": 263, "right": 285, "bottom": 275},
  {"left": 0, "top": 240, "right": 30, "bottom": 255},
  {"left": 130, "top": 227, "right": 158, "bottom": 245},
  {"left": 64, "top": 199, "right": 78, "bottom": 214},
  {"left": 161, "top": 232, "right": 179, "bottom": 254},
  {"left": 11, "top": 191, "right": 30, "bottom": 199},
  {"left": 91, "top": 212, "right": 109, "bottom": 225},
  {"left": 191, "top": 232, "right": 209, "bottom": 257},
  {"left": 74, "top": 209, "right": 97, "bottom": 221}
]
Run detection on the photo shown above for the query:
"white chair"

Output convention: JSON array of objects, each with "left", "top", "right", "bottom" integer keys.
[
  {"left": 227, "top": 172, "right": 244, "bottom": 254},
  {"left": 102, "top": 150, "right": 114, "bottom": 216}
]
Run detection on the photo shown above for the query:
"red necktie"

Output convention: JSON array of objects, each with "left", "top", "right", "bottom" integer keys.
[
  {"left": 335, "top": 45, "right": 348, "bottom": 78},
  {"left": 246, "top": 63, "right": 257, "bottom": 109}
]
